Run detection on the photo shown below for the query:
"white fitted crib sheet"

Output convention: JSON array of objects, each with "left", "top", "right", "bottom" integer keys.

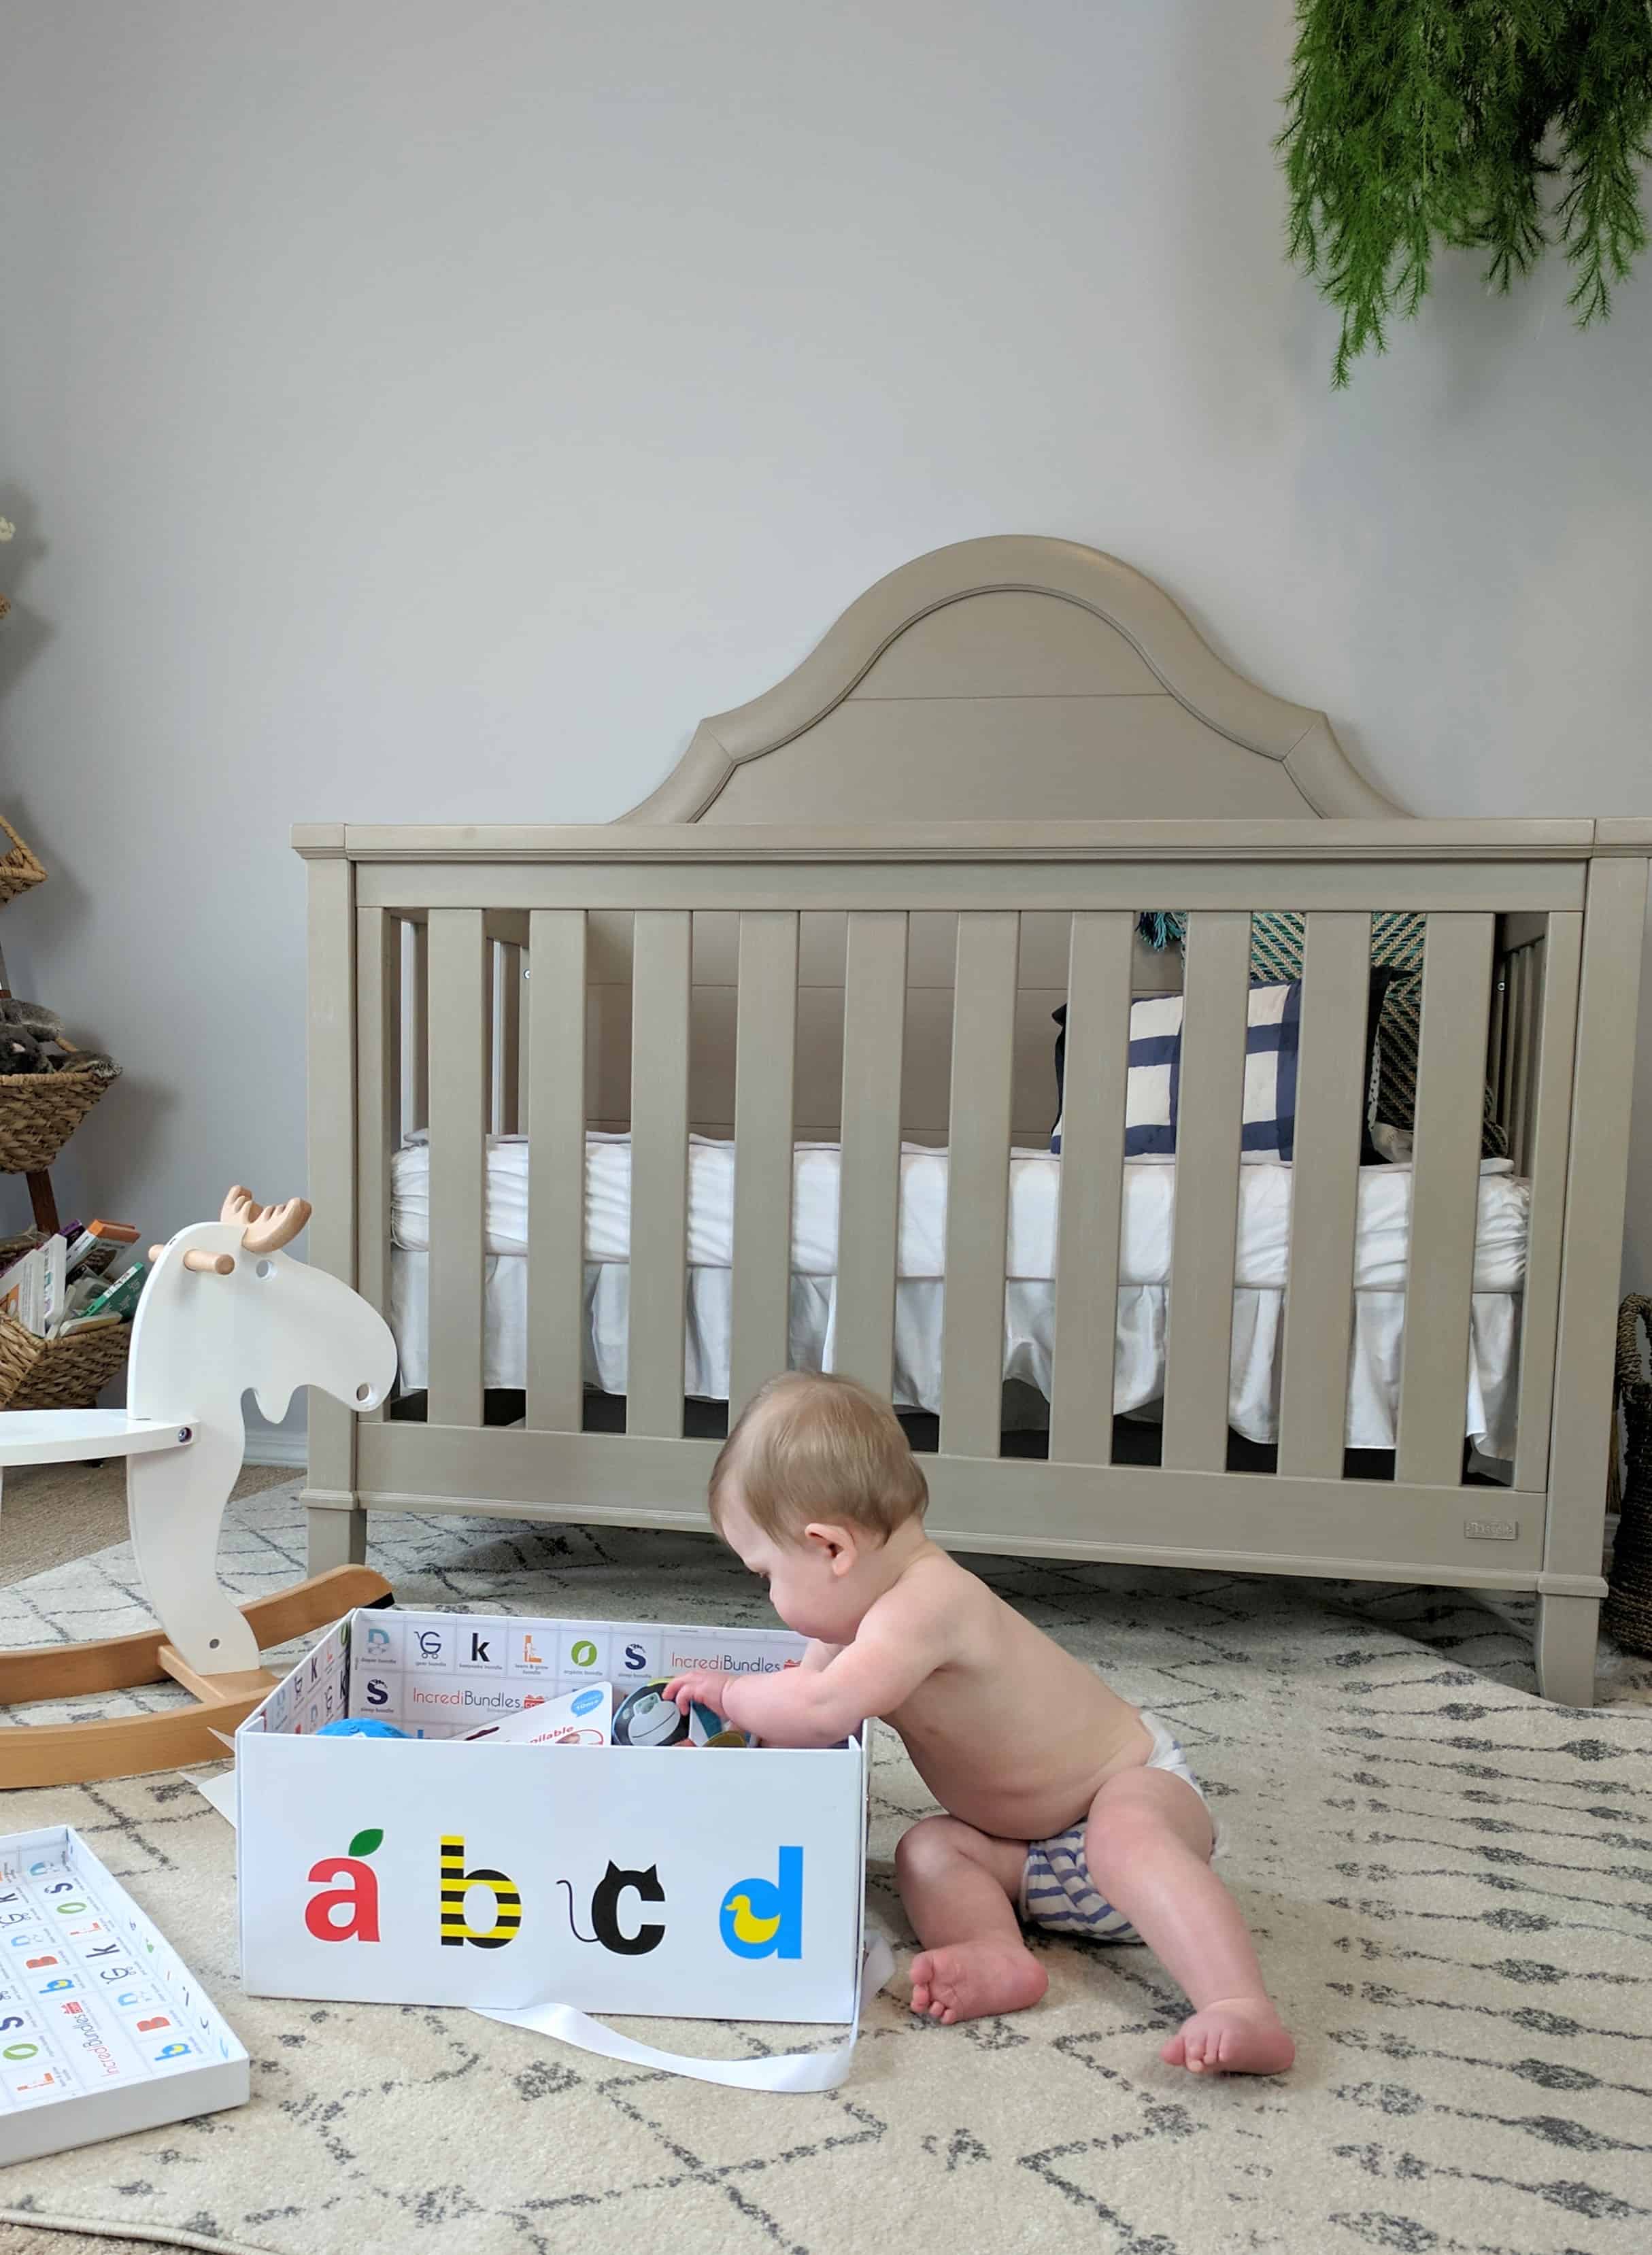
[
  {"left": 387, "top": 1128, "right": 1523, "bottom": 1461},
  {"left": 389, "top": 1134, "right": 1529, "bottom": 1455}
]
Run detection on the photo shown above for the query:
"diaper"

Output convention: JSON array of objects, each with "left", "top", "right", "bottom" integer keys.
[{"left": 1018, "top": 1711, "right": 1217, "bottom": 1943}]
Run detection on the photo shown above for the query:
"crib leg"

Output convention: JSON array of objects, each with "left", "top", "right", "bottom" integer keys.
[
  {"left": 1534, "top": 1591, "right": 1600, "bottom": 1708},
  {"left": 308, "top": 1502, "right": 368, "bottom": 1574}
]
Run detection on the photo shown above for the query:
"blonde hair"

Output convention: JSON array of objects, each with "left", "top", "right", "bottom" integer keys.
[{"left": 709, "top": 1371, "right": 928, "bottom": 1544}]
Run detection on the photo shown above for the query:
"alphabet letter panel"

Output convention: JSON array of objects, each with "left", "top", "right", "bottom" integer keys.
[
  {"left": 0, "top": 1827, "right": 248, "bottom": 2165},
  {"left": 236, "top": 1610, "right": 871, "bottom": 2024}
]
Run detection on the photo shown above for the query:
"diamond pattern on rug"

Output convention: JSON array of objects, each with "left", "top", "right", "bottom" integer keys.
[{"left": 0, "top": 1486, "right": 1647, "bottom": 2255}]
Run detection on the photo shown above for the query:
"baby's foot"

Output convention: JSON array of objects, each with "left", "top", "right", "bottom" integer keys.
[
  {"left": 909, "top": 1942, "right": 1048, "bottom": 2026},
  {"left": 1162, "top": 1995, "right": 1294, "bottom": 2075}
]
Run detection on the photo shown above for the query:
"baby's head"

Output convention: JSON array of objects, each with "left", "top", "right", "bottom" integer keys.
[{"left": 709, "top": 1372, "right": 929, "bottom": 1641}]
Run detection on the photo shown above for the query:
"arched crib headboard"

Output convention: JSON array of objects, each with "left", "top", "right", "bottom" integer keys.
[
  {"left": 600, "top": 537, "right": 1402, "bottom": 1142},
  {"left": 624, "top": 535, "right": 1400, "bottom": 827}
]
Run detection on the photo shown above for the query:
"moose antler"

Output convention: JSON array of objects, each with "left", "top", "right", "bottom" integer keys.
[{"left": 221, "top": 1185, "right": 312, "bottom": 1254}]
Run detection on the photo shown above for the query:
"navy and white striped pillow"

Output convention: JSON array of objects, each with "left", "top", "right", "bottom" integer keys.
[{"left": 1049, "top": 973, "right": 1389, "bottom": 1162}]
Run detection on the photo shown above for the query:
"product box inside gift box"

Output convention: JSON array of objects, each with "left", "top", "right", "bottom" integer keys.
[
  {"left": 235, "top": 1608, "right": 870, "bottom": 2025},
  {"left": 0, "top": 1825, "right": 248, "bottom": 2165}
]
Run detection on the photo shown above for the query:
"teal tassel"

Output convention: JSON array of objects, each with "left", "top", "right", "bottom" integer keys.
[{"left": 1136, "top": 911, "right": 1177, "bottom": 951}]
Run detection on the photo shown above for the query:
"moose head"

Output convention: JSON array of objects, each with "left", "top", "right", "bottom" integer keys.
[{"left": 133, "top": 1185, "right": 397, "bottom": 1428}]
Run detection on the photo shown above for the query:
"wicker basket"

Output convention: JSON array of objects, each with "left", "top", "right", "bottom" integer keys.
[
  {"left": 1604, "top": 1295, "right": 1652, "bottom": 1657},
  {"left": 0, "top": 817, "right": 46, "bottom": 908},
  {"left": 0, "top": 1056, "right": 112, "bottom": 1172},
  {"left": 0, "top": 1310, "right": 131, "bottom": 1411}
]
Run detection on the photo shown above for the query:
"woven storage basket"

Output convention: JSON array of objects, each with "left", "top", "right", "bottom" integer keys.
[
  {"left": 0, "top": 1054, "right": 111, "bottom": 1172},
  {"left": 1604, "top": 1295, "right": 1652, "bottom": 1657},
  {"left": 0, "top": 816, "right": 46, "bottom": 908},
  {"left": 0, "top": 1311, "right": 130, "bottom": 1411}
]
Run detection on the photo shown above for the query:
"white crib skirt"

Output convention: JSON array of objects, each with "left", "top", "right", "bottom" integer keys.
[{"left": 389, "top": 1252, "right": 1519, "bottom": 1459}]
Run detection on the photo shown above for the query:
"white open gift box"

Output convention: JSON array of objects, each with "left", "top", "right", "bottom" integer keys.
[{"left": 235, "top": 1606, "right": 873, "bottom": 2033}]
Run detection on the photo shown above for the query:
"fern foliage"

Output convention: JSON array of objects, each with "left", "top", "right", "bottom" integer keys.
[{"left": 1279, "top": 2, "right": 1652, "bottom": 383}]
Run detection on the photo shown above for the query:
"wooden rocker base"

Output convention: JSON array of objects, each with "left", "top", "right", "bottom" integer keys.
[{"left": 0, "top": 1564, "right": 392, "bottom": 1789}]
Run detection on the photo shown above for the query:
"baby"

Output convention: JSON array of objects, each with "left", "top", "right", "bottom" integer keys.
[{"left": 667, "top": 1371, "right": 1294, "bottom": 2075}]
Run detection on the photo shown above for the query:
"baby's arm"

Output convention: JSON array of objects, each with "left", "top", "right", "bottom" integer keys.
[{"left": 667, "top": 1593, "right": 945, "bottom": 1748}]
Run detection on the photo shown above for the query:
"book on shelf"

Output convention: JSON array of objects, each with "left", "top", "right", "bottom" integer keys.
[
  {"left": 0, "top": 1236, "right": 66, "bottom": 1337},
  {"left": 0, "top": 1221, "right": 146, "bottom": 1341},
  {"left": 71, "top": 1261, "right": 146, "bottom": 1326},
  {"left": 63, "top": 1219, "right": 139, "bottom": 1281}
]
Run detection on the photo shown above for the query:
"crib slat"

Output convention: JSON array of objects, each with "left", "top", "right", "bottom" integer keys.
[
  {"left": 1503, "top": 951, "right": 1523, "bottom": 1170},
  {"left": 1161, "top": 911, "right": 1251, "bottom": 1472},
  {"left": 526, "top": 911, "right": 588, "bottom": 1432},
  {"left": 426, "top": 909, "right": 488, "bottom": 1427},
  {"left": 354, "top": 908, "right": 401, "bottom": 1423},
  {"left": 409, "top": 919, "right": 430, "bottom": 1135},
  {"left": 1511, "top": 948, "right": 1532, "bottom": 1170},
  {"left": 1487, "top": 953, "right": 1507, "bottom": 1123},
  {"left": 1514, "top": 951, "right": 1541, "bottom": 1172},
  {"left": 1277, "top": 913, "right": 1371, "bottom": 1478},
  {"left": 517, "top": 947, "right": 533, "bottom": 1134},
  {"left": 1513, "top": 916, "right": 1581, "bottom": 1492},
  {"left": 627, "top": 910, "right": 691, "bottom": 1436},
  {"left": 730, "top": 911, "right": 800, "bottom": 1420},
  {"left": 940, "top": 913, "right": 1020, "bottom": 1458},
  {"left": 498, "top": 942, "right": 522, "bottom": 1136},
  {"left": 1396, "top": 912, "right": 1496, "bottom": 1486},
  {"left": 1048, "top": 912, "right": 1133, "bottom": 1467},
  {"left": 835, "top": 913, "right": 908, "bottom": 1392},
  {"left": 1517, "top": 941, "right": 1542, "bottom": 1172}
]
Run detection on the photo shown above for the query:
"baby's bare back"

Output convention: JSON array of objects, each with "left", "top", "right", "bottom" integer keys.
[{"left": 879, "top": 1551, "right": 1149, "bottom": 1842}]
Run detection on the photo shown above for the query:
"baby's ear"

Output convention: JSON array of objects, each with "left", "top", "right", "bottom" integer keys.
[{"left": 802, "top": 1521, "right": 860, "bottom": 1575}]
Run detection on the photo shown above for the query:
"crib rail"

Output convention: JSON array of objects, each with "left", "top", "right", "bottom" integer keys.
[{"left": 301, "top": 821, "right": 1647, "bottom": 1597}]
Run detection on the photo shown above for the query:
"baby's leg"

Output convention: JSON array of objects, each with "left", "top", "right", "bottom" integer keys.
[
  {"left": 895, "top": 1815, "right": 1048, "bottom": 2024},
  {"left": 1084, "top": 1768, "right": 1294, "bottom": 2075}
]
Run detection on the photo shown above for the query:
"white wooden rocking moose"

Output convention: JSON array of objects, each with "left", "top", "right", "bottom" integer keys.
[{"left": 0, "top": 1188, "right": 397, "bottom": 1788}]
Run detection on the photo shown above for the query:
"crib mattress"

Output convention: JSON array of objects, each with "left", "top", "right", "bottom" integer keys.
[
  {"left": 388, "top": 1134, "right": 1528, "bottom": 1457},
  {"left": 390, "top": 1133, "right": 1528, "bottom": 1291}
]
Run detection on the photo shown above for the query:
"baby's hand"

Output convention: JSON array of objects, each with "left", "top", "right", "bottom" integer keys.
[{"left": 664, "top": 1670, "right": 731, "bottom": 1718}]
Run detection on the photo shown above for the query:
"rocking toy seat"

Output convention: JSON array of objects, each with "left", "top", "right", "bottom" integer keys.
[{"left": 0, "top": 1410, "right": 194, "bottom": 1468}]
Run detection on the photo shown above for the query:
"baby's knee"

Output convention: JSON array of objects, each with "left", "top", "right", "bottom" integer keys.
[
  {"left": 895, "top": 1814, "right": 980, "bottom": 1884},
  {"left": 1085, "top": 1785, "right": 1190, "bottom": 1885}
]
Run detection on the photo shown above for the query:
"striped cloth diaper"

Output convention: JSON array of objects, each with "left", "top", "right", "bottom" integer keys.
[{"left": 1017, "top": 1712, "right": 1217, "bottom": 1942}]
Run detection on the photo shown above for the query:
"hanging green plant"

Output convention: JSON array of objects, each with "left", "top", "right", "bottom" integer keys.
[{"left": 1279, "top": 1, "right": 1652, "bottom": 384}]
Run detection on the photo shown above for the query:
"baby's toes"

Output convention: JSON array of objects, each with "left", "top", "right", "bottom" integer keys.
[
  {"left": 924, "top": 1973, "right": 958, "bottom": 2023},
  {"left": 1160, "top": 2030, "right": 1188, "bottom": 2067}
]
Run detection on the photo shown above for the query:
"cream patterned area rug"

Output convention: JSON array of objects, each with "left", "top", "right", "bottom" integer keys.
[{"left": 0, "top": 1487, "right": 1649, "bottom": 2255}]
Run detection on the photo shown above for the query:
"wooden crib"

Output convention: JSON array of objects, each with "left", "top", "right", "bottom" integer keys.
[{"left": 294, "top": 537, "right": 1649, "bottom": 1706}]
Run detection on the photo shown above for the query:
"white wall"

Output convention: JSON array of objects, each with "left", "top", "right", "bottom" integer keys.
[{"left": 2, "top": 1, "right": 1649, "bottom": 1446}]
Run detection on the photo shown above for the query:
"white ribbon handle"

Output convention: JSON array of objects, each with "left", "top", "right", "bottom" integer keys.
[{"left": 476, "top": 1931, "right": 895, "bottom": 2092}]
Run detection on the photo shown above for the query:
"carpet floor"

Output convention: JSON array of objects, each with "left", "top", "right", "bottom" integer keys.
[
  {"left": 0, "top": 1463, "right": 292, "bottom": 1585},
  {"left": 0, "top": 1488, "right": 1648, "bottom": 2255}
]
